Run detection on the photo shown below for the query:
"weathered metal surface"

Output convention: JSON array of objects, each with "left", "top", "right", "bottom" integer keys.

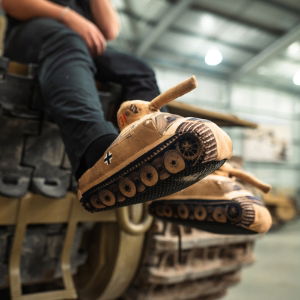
[
  {"left": 0, "top": 192, "right": 145, "bottom": 299},
  {"left": 0, "top": 224, "right": 87, "bottom": 289},
  {"left": 124, "top": 272, "right": 240, "bottom": 300},
  {"left": 116, "top": 203, "right": 153, "bottom": 235},
  {"left": 0, "top": 73, "right": 38, "bottom": 117},
  {"left": 76, "top": 220, "right": 145, "bottom": 300},
  {"left": 23, "top": 121, "right": 72, "bottom": 197},
  {"left": 0, "top": 57, "right": 121, "bottom": 199},
  {"left": 0, "top": 115, "right": 37, "bottom": 197},
  {"left": 123, "top": 220, "right": 256, "bottom": 300},
  {"left": 0, "top": 70, "right": 71, "bottom": 198}
]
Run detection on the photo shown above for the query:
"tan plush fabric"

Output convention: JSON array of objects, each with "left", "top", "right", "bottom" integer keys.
[
  {"left": 159, "top": 165, "right": 272, "bottom": 233},
  {"left": 78, "top": 111, "right": 232, "bottom": 197},
  {"left": 79, "top": 113, "right": 165, "bottom": 194},
  {"left": 204, "top": 122, "right": 232, "bottom": 161}
]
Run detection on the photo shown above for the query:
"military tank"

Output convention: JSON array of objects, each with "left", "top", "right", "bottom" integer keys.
[{"left": 0, "top": 55, "right": 260, "bottom": 300}]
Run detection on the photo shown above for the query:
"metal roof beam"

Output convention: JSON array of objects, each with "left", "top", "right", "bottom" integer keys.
[
  {"left": 118, "top": 34, "right": 238, "bottom": 70},
  {"left": 114, "top": 34, "right": 300, "bottom": 96},
  {"left": 147, "top": 55, "right": 300, "bottom": 96},
  {"left": 145, "top": 56, "right": 228, "bottom": 80},
  {"left": 279, "top": 54, "right": 300, "bottom": 66},
  {"left": 240, "top": 75, "right": 300, "bottom": 96},
  {"left": 146, "top": 55, "right": 300, "bottom": 95},
  {"left": 115, "top": 36, "right": 230, "bottom": 78},
  {"left": 231, "top": 23, "right": 300, "bottom": 78},
  {"left": 189, "top": 3, "right": 285, "bottom": 36},
  {"left": 119, "top": 9, "right": 259, "bottom": 54},
  {"left": 169, "top": 25, "right": 258, "bottom": 54},
  {"left": 150, "top": 43, "right": 239, "bottom": 70},
  {"left": 136, "top": 0, "right": 194, "bottom": 57},
  {"left": 256, "top": 0, "right": 300, "bottom": 17}
]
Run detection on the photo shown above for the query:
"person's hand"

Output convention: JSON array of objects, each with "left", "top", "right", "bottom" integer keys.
[{"left": 61, "top": 9, "right": 107, "bottom": 56}]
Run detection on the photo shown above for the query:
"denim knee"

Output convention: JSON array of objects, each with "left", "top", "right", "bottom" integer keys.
[{"left": 40, "top": 26, "right": 93, "bottom": 65}]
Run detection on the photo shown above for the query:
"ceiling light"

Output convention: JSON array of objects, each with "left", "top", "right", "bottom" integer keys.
[
  {"left": 205, "top": 47, "right": 223, "bottom": 66},
  {"left": 287, "top": 42, "right": 300, "bottom": 56},
  {"left": 293, "top": 71, "right": 300, "bottom": 85},
  {"left": 200, "top": 15, "right": 215, "bottom": 34}
]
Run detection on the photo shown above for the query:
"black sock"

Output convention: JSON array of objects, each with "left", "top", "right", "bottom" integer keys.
[{"left": 75, "top": 134, "right": 118, "bottom": 179}]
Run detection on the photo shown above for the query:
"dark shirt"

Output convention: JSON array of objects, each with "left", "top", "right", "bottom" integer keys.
[{"left": 6, "top": 0, "right": 92, "bottom": 34}]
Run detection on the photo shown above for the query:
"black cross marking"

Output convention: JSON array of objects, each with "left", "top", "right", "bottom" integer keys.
[
  {"left": 104, "top": 151, "right": 113, "bottom": 165},
  {"left": 130, "top": 104, "right": 138, "bottom": 114}
]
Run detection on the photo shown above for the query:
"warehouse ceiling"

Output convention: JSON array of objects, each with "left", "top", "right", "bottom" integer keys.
[{"left": 111, "top": 0, "right": 300, "bottom": 94}]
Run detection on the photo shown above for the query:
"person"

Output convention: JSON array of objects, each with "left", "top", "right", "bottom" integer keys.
[
  {"left": 2, "top": 0, "right": 232, "bottom": 212},
  {"left": 2, "top": 0, "right": 161, "bottom": 177}
]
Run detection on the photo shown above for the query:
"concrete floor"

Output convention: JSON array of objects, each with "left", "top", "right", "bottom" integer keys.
[{"left": 223, "top": 218, "right": 300, "bottom": 300}]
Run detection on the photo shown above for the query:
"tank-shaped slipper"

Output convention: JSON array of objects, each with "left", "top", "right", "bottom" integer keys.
[
  {"left": 149, "top": 167, "right": 272, "bottom": 235},
  {"left": 78, "top": 113, "right": 232, "bottom": 212}
]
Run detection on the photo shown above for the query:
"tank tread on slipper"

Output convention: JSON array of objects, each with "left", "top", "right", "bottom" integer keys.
[{"left": 149, "top": 162, "right": 272, "bottom": 235}]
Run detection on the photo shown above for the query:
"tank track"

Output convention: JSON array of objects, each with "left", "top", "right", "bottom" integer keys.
[
  {"left": 0, "top": 224, "right": 88, "bottom": 289},
  {"left": 0, "top": 69, "right": 122, "bottom": 198},
  {"left": 149, "top": 196, "right": 264, "bottom": 235},
  {"left": 81, "top": 122, "right": 225, "bottom": 213},
  {"left": 122, "top": 220, "right": 257, "bottom": 300}
]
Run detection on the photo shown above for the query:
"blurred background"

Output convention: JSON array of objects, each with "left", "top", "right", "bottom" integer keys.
[
  {"left": 107, "top": 0, "right": 300, "bottom": 194},
  {"left": 0, "top": 0, "right": 299, "bottom": 299},
  {"left": 109, "top": 1, "right": 300, "bottom": 298},
  {"left": 108, "top": 0, "right": 300, "bottom": 226}
]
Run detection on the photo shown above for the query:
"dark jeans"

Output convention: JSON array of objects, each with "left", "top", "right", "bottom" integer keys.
[{"left": 4, "top": 18, "right": 160, "bottom": 174}]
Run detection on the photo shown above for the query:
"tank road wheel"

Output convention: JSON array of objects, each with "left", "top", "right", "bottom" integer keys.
[
  {"left": 227, "top": 204, "right": 242, "bottom": 223},
  {"left": 176, "top": 134, "right": 202, "bottom": 160},
  {"left": 140, "top": 164, "right": 159, "bottom": 187},
  {"left": 155, "top": 204, "right": 165, "bottom": 217},
  {"left": 212, "top": 207, "right": 227, "bottom": 223},
  {"left": 194, "top": 205, "right": 207, "bottom": 221},
  {"left": 152, "top": 156, "right": 170, "bottom": 180},
  {"left": 90, "top": 193, "right": 106, "bottom": 209},
  {"left": 159, "top": 170, "right": 170, "bottom": 180},
  {"left": 136, "top": 182, "right": 146, "bottom": 193},
  {"left": 99, "top": 189, "right": 116, "bottom": 207},
  {"left": 163, "top": 205, "right": 173, "bottom": 218},
  {"left": 163, "top": 150, "right": 185, "bottom": 174},
  {"left": 177, "top": 204, "right": 189, "bottom": 219},
  {"left": 119, "top": 177, "right": 136, "bottom": 198},
  {"left": 131, "top": 172, "right": 146, "bottom": 193},
  {"left": 152, "top": 156, "right": 163, "bottom": 169},
  {"left": 117, "top": 193, "right": 126, "bottom": 203}
]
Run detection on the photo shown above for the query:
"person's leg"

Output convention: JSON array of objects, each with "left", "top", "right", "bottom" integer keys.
[
  {"left": 94, "top": 48, "right": 160, "bottom": 101},
  {"left": 4, "top": 18, "right": 118, "bottom": 176}
]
